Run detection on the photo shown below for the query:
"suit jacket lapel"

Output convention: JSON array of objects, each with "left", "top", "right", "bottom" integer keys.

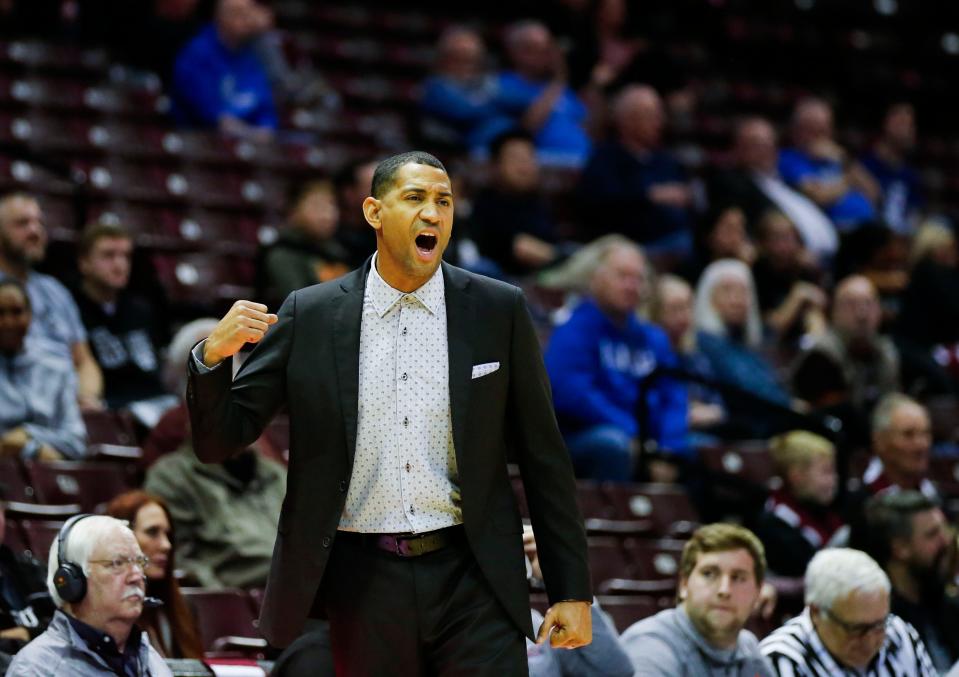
[
  {"left": 332, "top": 262, "right": 369, "bottom": 464},
  {"left": 443, "top": 263, "right": 474, "bottom": 473}
]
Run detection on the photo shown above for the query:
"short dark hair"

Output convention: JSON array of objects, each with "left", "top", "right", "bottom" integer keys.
[
  {"left": 489, "top": 129, "right": 533, "bottom": 161},
  {"left": 0, "top": 277, "right": 30, "bottom": 310},
  {"left": 370, "top": 151, "right": 447, "bottom": 199},
  {"left": 78, "top": 221, "right": 132, "bottom": 258},
  {"left": 681, "top": 523, "right": 766, "bottom": 585},
  {"left": 860, "top": 490, "right": 940, "bottom": 567}
]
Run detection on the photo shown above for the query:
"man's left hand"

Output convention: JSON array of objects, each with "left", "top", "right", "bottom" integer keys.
[{"left": 536, "top": 600, "right": 591, "bottom": 649}]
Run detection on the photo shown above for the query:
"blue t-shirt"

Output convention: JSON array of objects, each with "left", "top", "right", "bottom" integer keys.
[
  {"left": 778, "top": 148, "right": 875, "bottom": 230},
  {"left": 859, "top": 151, "right": 923, "bottom": 234},
  {"left": 419, "top": 75, "right": 517, "bottom": 152},
  {"left": 545, "top": 299, "right": 688, "bottom": 456},
  {"left": 172, "top": 24, "right": 278, "bottom": 129},
  {"left": 496, "top": 71, "right": 591, "bottom": 166}
]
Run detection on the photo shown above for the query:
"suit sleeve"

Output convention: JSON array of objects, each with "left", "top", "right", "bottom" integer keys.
[
  {"left": 186, "top": 293, "right": 295, "bottom": 463},
  {"left": 507, "top": 290, "right": 591, "bottom": 604}
]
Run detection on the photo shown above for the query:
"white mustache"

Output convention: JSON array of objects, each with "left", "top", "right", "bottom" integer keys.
[{"left": 123, "top": 586, "right": 145, "bottom": 600}]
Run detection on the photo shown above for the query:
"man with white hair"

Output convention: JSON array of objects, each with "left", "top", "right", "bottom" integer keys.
[
  {"left": 759, "top": 548, "right": 936, "bottom": 676},
  {"left": 8, "top": 514, "right": 172, "bottom": 676}
]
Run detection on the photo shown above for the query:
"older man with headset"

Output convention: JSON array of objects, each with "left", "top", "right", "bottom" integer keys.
[{"left": 8, "top": 514, "right": 172, "bottom": 676}]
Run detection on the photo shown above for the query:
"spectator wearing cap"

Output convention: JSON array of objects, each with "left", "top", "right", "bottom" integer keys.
[{"left": 753, "top": 431, "right": 843, "bottom": 577}]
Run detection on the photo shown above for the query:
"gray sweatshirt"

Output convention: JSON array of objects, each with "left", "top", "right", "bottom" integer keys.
[{"left": 620, "top": 606, "right": 774, "bottom": 677}]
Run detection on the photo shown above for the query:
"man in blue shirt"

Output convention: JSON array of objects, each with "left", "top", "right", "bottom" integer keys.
[
  {"left": 577, "top": 85, "right": 694, "bottom": 259},
  {"left": 545, "top": 241, "right": 687, "bottom": 482},
  {"left": 497, "top": 21, "right": 592, "bottom": 167},
  {"left": 860, "top": 103, "right": 924, "bottom": 235},
  {"left": 172, "top": 0, "right": 278, "bottom": 136},
  {"left": 778, "top": 98, "right": 879, "bottom": 232}
]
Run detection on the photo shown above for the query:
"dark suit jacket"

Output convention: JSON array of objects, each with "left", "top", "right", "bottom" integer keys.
[{"left": 187, "top": 260, "right": 591, "bottom": 647}]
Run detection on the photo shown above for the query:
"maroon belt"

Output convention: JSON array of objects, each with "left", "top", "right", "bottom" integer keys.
[{"left": 341, "top": 526, "right": 464, "bottom": 557}]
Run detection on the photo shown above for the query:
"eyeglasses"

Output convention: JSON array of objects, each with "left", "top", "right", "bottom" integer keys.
[
  {"left": 822, "top": 608, "right": 889, "bottom": 638},
  {"left": 89, "top": 555, "right": 150, "bottom": 573}
]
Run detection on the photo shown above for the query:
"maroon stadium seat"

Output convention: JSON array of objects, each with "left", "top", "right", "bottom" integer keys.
[
  {"left": 622, "top": 538, "right": 686, "bottom": 581},
  {"left": 0, "top": 456, "right": 36, "bottom": 502},
  {"left": 603, "top": 483, "right": 700, "bottom": 537},
  {"left": 180, "top": 587, "right": 267, "bottom": 657},
  {"left": 19, "top": 519, "right": 66, "bottom": 562},
  {"left": 25, "top": 461, "right": 133, "bottom": 512},
  {"left": 595, "top": 594, "right": 667, "bottom": 634}
]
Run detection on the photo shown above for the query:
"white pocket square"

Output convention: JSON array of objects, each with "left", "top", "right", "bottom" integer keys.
[{"left": 471, "top": 362, "right": 500, "bottom": 379}]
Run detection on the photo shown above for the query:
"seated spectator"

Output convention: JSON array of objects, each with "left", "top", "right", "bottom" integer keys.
[
  {"left": 335, "top": 159, "right": 380, "bottom": 269},
  {"left": 419, "top": 26, "right": 516, "bottom": 153},
  {"left": 751, "top": 209, "right": 827, "bottom": 344},
  {"left": 577, "top": 84, "right": 693, "bottom": 260},
  {"left": 0, "top": 279, "right": 86, "bottom": 460},
  {"left": 0, "top": 192, "right": 103, "bottom": 408},
  {"left": 73, "top": 222, "right": 174, "bottom": 416},
  {"left": 791, "top": 275, "right": 898, "bottom": 443},
  {"left": 895, "top": 221, "right": 959, "bottom": 384},
  {"left": 257, "top": 180, "right": 351, "bottom": 309},
  {"left": 8, "top": 515, "right": 173, "bottom": 676},
  {"left": 694, "top": 259, "right": 792, "bottom": 435},
  {"left": 854, "top": 491, "right": 958, "bottom": 672},
  {"left": 145, "top": 444, "right": 286, "bottom": 589},
  {"left": 172, "top": 0, "right": 277, "bottom": 137},
  {"left": 753, "top": 431, "right": 843, "bottom": 577},
  {"left": 106, "top": 491, "right": 203, "bottom": 659},
  {"left": 143, "top": 318, "right": 220, "bottom": 468},
  {"left": 860, "top": 103, "right": 923, "bottom": 235},
  {"left": 545, "top": 241, "right": 687, "bottom": 482},
  {"left": 523, "top": 528, "right": 633, "bottom": 676},
  {"left": 469, "top": 131, "right": 564, "bottom": 278},
  {"left": 779, "top": 98, "right": 879, "bottom": 232},
  {"left": 760, "top": 548, "right": 936, "bottom": 676},
  {"left": 620, "top": 523, "right": 774, "bottom": 676},
  {"left": 860, "top": 393, "right": 938, "bottom": 502},
  {"left": 650, "top": 274, "right": 726, "bottom": 440},
  {"left": 497, "top": 20, "right": 592, "bottom": 166},
  {"left": 681, "top": 204, "right": 756, "bottom": 283},
  {"left": 709, "top": 117, "right": 838, "bottom": 261},
  {"left": 0, "top": 484, "right": 54, "bottom": 656}
]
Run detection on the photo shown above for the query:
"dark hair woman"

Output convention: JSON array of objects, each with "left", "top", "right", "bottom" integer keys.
[{"left": 106, "top": 490, "right": 204, "bottom": 658}]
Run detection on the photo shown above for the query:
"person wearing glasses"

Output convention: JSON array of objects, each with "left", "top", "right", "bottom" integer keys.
[
  {"left": 8, "top": 515, "right": 173, "bottom": 676},
  {"left": 760, "top": 548, "right": 936, "bottom": 676}
]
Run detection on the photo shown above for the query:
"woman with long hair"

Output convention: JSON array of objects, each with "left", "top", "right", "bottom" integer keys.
[{"left": 106, "top": 490, "right": 204, "bottom": 658}]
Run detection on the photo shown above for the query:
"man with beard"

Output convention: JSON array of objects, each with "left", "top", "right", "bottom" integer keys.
[
  {"left": 856, "top": 491, "right": 959, "bottom": 673},
  {"left": 0, "top": 192, "right": 103, "bottom": 408}
]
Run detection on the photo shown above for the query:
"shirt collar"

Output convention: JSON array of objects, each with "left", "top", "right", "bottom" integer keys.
[
  {"left": 366, "top": 252, "right": 445, "bottom": 317},
  {"left": 66, "top": 612, "right": 142, "bottom": 663}
]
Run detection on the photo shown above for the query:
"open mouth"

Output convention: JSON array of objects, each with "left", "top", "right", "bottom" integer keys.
[{"left": 415, "top": 231, "right": 438, "bottom": 257}]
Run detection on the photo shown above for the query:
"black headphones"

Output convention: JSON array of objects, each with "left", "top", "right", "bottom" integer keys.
[{"left": 53, "top": 513, "right": 95, "bottom": 604}]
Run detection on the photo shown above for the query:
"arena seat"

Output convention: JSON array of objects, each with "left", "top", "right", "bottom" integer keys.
[
  {"left": 0, "top": 456, "right": 36, "bottom": 502},
  {"left": 622, "top": 538, "right": 686, "bottom": 581},
  {"left": 81, "top": 409, "right": 138, "bottom": 446},
  {"left": 594, "top": 594, "right": 667, "bottom": 634},
  {"left": 603, "top": 483, "right": 700, "bottom": 538},
  {"left": 586, "top": 536, "right": 632, "bottom": 589},
  {"left": 180, "top": 587, "right": 267, "bottom": 657},
  {"left": 25, "top": 460, "right": 133, "bottom": 512},
  {"left": 18, "top": 519, "right": 67, "bottom": 562}
]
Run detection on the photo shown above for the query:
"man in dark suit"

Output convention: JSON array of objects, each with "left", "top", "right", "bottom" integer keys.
[{"left": 186, "top": 151, "right": 592, "bottom": 674}]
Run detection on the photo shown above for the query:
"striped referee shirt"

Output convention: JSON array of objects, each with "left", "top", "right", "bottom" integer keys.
[{"left": 759, "top": 608, "right": 937, "bottom": 677}]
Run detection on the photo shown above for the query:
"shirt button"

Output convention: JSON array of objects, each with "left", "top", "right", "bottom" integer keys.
[
  {"left": 405, "top": 462, "right": 411, "bottom": 473},
  {"left": 339, "top": 480, "right": 347, "bottom": 492},
  {"left": 409, "top": 505, "right": 415, "bottom": 515},
  {"left": 322, "top": 536, "right": 331, "bottom": 548},
  {"left": 402, "top": 327, "right": 408, "bottom": 335},
  {"left": 401, "top": 372, "right": 408, "bottom": 381},
  {"left": 403, "top": 416, "right": 409, "bottom": 427}
]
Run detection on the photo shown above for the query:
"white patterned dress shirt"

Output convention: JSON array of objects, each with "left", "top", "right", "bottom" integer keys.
[
  {"left": 339, "top": 254, "right": 461, "bottom": 533},
  {"left": 191, "top": 254, "right": 462, "bottom": 534}
]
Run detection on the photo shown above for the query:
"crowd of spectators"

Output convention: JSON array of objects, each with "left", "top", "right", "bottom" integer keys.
[{"left": 3, "top": 0, "right": 959, "bottom": 674}]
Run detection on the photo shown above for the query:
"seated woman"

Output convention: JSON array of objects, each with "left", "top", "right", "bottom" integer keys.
[
  {"left": 752, "top": 431, "right": 843, "bottom": 576},
  {"left": 650, "top": 274, "right": 726, "bottom": 444},
  {"left": 693, "top": 259, "right": 792, "bottom": 436},
  {"left": 106, "top": 490, "right": 203, "bottom": 659}
]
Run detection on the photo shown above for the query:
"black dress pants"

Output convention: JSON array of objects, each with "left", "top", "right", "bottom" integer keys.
[{"left": 317, "top": 530, "right": 528, "bottom": 677}]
